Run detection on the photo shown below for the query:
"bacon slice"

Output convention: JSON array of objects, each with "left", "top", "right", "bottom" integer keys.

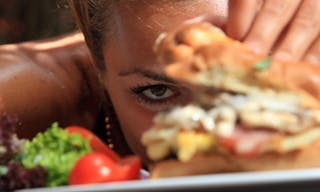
[{"left": 220, "top": 126, "right": 276, "bottom": 157}]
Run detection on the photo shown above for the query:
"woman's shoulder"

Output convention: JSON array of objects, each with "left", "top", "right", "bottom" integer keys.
[{"left": 0, "top": 33, "right": 103, "bottom": 138}]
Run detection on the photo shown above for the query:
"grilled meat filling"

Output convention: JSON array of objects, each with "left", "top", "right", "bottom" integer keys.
[{"left": 142, "top": 89, "right": 320, "bottom": 162}]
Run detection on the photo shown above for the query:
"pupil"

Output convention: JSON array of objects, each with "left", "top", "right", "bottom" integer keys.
[{"left": 151, "top": 86, "right": 167, "bottom": 97}]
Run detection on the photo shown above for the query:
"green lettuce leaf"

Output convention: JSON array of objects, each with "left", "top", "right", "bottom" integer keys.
[{"left": 18, "top": 122, "right": 91, "bottom": 187}]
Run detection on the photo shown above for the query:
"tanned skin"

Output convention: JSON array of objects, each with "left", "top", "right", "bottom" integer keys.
[{"left": 0, "top": 32, "right": 102, "bottom": 138}]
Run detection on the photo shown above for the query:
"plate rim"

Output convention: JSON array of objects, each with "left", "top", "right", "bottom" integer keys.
[{"left": 18, "top": 168, "right": 320, "bottom": 192}]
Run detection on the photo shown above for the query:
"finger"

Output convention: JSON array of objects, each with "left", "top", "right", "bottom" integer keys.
[
  {"left": 226, "top": 0, "right": 262, "bottom": 40},
  {"left": 273, "top": 0, "right": 320, "bottom": 62},
  {"left": 184, "top": 14, "right": 227, "bottom": 29},
  {"left": 244, "top": 0, "right": 301, "bottom": 54},
  {"left": 304, "top": 36, "right": 320, "bottom": 65},
  {"left": 183, "top": 1, "right": 228, "bottom": 29}
]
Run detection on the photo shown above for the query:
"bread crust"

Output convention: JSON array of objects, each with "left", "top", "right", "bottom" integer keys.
[
  {"left": 150, "top": 22, "right": 320, "bottom": 178},
  {"left": 150, "top": 141, "right": 320, "bottom": 178},
  {"left": 155, "top": 22, "right": 320, "bottom": 108}
]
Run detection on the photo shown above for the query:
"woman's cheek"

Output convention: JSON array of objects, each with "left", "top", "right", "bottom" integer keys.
[{"left": 115, "top": 95, "right": 156, "bottom": 160}]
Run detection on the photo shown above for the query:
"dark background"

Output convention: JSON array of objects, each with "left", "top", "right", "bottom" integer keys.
[{"left": 0, "top": 0, "right": 76, "bottom": 44}]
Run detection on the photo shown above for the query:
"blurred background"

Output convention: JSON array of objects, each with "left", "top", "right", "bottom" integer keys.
[{"left": 0, "top": 0, "right": 76, "bottom": 44}]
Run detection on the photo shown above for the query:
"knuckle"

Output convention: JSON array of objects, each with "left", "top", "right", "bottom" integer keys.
[
  {"left": 275, "top": 46, "right": 297, "bottom": 61},
  {"left": 311, "top": 38, "right": 320, "bottom": 54},
  {"left": 294, "top": 17, "right": 318, "bottom": 31},
  {"left": 294, "top": 2, "right": 320, "bottom": 29},
  {"left": 305, "top": 38, "right": 320, "bottom": 64},
  {"left": 263, "top": 0, "right": 293, "bottom": 18},
  {"left": 305, "top": 53, "right": 320, "bottom": 65}
]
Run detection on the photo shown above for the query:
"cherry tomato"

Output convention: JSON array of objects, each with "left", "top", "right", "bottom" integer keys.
[
  {"left": 219, "top": 137, "right": 237, "bottom": 154},
  {"left": 66, "top": 126, "right": 120, "bottom": 161},
  {"left": 220, "top": 137, "right": 260, "bottom": 158},
  {"left": 241, "top": 147, "right": 260, "bottom": 158},
  {"left": 69, "top": 152, "right": 118, "bottom": 185},
  {"left": 69, "top": 152, "right": 142, "bottom": 185},
  {"left": 116, "top": 156, "right": 142, "bottom": 180}
]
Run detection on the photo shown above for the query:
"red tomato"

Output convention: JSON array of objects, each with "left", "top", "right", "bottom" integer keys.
[
  {"left": 116, "top": 156, "right": 142, "bottom": 180},
  {"left": 219, "top": 137, "right": 237, "bottom": 154},
  {"left": 241, "top": 147, "right": 260, "bottom": 158},
  {"left": 220, "top": 126, "right": 272, "bottom": 158},
  {"left": 69, "top": 152, "right": 142, "bottom": 185},
  {"left": 66, "top": 126, "right": 120, "bottom": 161},
  {"left": 69, "top": 152, "right": 118, "bottom": 185}
]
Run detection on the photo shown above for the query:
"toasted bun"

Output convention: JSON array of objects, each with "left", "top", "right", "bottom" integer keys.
[
  {"left": 151, "top": 141, "right": 320, "bottom": 178},
  {"left": 155, "top": 22, "right": 320, "bottom": 108},
  {"left": 150, "top": 22, "right": 320, "bottom": 178}
]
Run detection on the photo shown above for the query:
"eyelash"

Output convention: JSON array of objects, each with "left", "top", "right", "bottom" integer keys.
[{"left": 130, "top": 83, "right": 180, "bottom": 109}]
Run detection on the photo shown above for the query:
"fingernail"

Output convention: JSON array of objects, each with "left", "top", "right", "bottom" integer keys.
[
  {"left": 184, "top": 15, "right": 207, "bottom": 25},
  {"left": 305, "top": 55, "right": 320, "bottom": 65},
  {"left": 245, "top": 41, "right": 264, "bottom": 55},
  {"left": 273, "top": 51, "right": 292, "bottom": 62}
]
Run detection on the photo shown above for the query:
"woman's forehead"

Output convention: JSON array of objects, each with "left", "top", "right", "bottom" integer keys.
[
  {"left": 112, "top": 0, "right": 227, "bottom": 48},
  {"left": 115, "top": 0, "right": 227, "bottom": 33},
  {"left": 105, "top": 0, "right": 227, "bottom": 70}
]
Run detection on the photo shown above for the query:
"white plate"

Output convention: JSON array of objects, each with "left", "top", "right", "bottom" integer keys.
[{"left": 18, "top": 168, "right": 320, "bottom": 192}]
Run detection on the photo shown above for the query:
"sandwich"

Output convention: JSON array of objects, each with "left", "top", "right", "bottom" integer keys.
[{"left": 141, "top": 22, "right": 320, "bottom": 178}]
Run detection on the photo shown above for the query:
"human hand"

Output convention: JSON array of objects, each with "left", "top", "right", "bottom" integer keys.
[{"left": 226, "top": 0, "right": 320, "bottom": 64}]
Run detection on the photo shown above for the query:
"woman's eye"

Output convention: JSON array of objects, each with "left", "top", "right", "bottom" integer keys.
[
  {"left": 131, "top": 83, "right": 190, "bottom": 111},
  {"left": 141, "top": 85, "right": 174, "bottom": 100},
  {"left": 131, "top": 84, "right": 181, "bottom": 109}
]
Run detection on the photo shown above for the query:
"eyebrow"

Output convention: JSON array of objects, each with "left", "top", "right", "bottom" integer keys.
[{"left": 118, "top": 67, "right": 177, "bottom": 84}]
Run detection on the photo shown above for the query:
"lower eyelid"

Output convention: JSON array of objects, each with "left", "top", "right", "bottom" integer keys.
[
  {"left": 138, "top": 90, "right": 179, "bottom": 104},
  {"left": 129, "top": 83, "right": 191, "bottom": 111},
  {"left": 133, "top": 90, "right": 182, "bottom": 111}
]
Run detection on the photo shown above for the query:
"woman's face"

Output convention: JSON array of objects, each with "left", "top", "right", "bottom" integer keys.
[{"left": 103, "top": 0, "right": 227, "bottom": 162}]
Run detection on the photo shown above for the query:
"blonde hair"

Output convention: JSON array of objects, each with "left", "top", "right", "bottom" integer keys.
[{"left": 68, "top": 0, "right": 115, "bottom": 70}]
